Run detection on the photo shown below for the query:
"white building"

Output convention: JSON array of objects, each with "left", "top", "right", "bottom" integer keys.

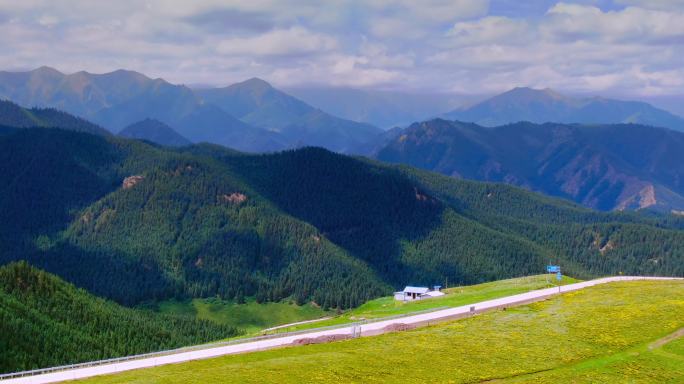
[{"left": 394, "top": 286, "right": 445, "bottom": 301}]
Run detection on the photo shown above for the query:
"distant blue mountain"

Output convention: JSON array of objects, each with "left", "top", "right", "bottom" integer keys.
[
  {"left": 444, "top": 87, "right": 684, "bottom": 131},
  {"left": 195, "top": 78, "right": 382, "bottom": 154},
  {"left": 285, "top": 86, "right": 465, "bottom": 129},
  {"left": 376, "top": 119, "right": 684, "bottom": 212},
  {"left": 0, "top": 67, "right": 381, "bottom": 153}
]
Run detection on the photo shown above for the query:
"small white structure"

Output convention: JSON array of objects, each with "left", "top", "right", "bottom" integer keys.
[{"left": 394, "top": 286, "right": 445, "bottom": 301}]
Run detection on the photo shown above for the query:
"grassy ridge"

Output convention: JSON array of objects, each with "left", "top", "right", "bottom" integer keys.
[
  {"left": 265, "top": 274, "right": 580, "bottom": 333},
  {"left": 154, "top": 298, "right": 329, "bottom": 334},
  {"left": 79, "top": 280, "right": 684, "bottom": 383},
  {"left": 151, "top": 275, "right": 578, "bottom": 336}
]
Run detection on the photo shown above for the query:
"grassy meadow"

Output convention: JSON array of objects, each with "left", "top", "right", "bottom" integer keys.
[
  {"left": 264, "top": 274, "right": 580, "bottom": 333},
  {"left": 152, "top": 274, "right": 579, "bottom": 336},
  {"left": 153, "top": 298, "right": 329, "bottom": 335},
  {"left": 76, "top": 280, "right": 684, "bottom": 383}
]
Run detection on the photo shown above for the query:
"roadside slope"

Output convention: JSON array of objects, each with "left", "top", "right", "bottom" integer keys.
[
  {"left": 0, "top": 262, "right": 237, "bottom": 374},
  {"left": 2, "top": 276, "right": 680, "bottom": 383},
  {"left": 71, "top": 278, "right": 684, "bottom": 384}
]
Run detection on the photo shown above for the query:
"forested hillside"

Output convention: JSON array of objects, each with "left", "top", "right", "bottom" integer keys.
[
  {"left": 1, "top": 126, "right": 682, "bottom": 314},
  {"left": 0, "top": 261, "right": 237, "bottom": 374},
  {"left": 0, "top": 99, "right": 109, "bottom": 136},
  {"left": 376, "top": 119, "right": 684, "bottom": 212}
]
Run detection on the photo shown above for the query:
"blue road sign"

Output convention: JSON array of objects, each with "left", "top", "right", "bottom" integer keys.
[
  {"left": 556, "top": 272, "right": 562, "bottom": 281},
  {"left": 547, "top": 265, "right": 560, "bottom": 273}
]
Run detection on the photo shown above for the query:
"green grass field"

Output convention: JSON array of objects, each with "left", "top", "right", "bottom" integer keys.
[
  {"left": 663, "top": 335, "right": 684, "bottom": 356},
  {"left": 153, "top": 298, "right": 329, "bottom": 334},
  {"left": 265, "top": 274, "right": 580, "bottom": 333},
  {"left": 152, "top": 275, "right": 578, "bottom": 336},
  {"left": 76, "top": 279, "right": 684, "bottom": 383}
]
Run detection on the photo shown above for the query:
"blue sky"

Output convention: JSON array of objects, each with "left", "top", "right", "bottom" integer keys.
[{"left": 0, "top": 0, "right": 682, "bottom": 98}]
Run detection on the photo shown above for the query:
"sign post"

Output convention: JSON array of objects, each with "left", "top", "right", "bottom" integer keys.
[{"left": 547, "top": 265, "right": 561, "bottom": 292}]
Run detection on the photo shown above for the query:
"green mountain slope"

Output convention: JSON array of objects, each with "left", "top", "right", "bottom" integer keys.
[
  {"left": 0, "top": 261, "right": 237, "bottom": 374},
  {"left": 0, "top": 99, "right": 109, "bottom": 136},
  {"left": 118, "top": 118, "right": 191, "bottom": 147},
  {"left": 0, "top": 127, "right": 682, "bottom": 312}
]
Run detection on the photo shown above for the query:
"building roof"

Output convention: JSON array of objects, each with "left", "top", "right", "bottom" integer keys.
[{"left": 402, "top": 286, "right": 430, "bottom": 294}]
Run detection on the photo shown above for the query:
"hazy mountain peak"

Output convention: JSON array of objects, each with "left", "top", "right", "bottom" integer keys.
[
  {"left": 0, "top": 67, "right": 381, "bottom": 153},
  {"left": 445, "top": 87, "right": 684, "bottom": 131},
  {"left": 497, "top": 87, "right": 566, "bottom": 102},
  {"left": 242, "top": 77, "right": 272, "bottom": 86},
  {"left": 102, "top": 69, "right": 151, "bottom": 81},
  {"left": 230, "top": 77, "right": 274, "bottom": 93},
  {"left": 31, "top": 66, "right": 64, "bottom": 77}
]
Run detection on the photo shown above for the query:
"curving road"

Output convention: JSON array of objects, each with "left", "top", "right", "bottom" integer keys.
[{"left": 3, "top": 276, "right": 682, "bottom": 384}]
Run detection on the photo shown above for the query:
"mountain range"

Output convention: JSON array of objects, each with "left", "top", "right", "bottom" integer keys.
[
  {"left": 444, "top": 87, "right": 684, "bottom": 131},
  {"left": 285, "top": 86, "right": 467, "bottom": 129},
  {"left": 376, "top": 119, "right": 684, "bottom": 212},
  {"left": 1, "top": 113, "right": 682, "bottom": 308},
  {"left": 0, "top": 67, "right": 381, "bottom": 153},
  {"left": 0, "top": 106, "right": 683, "bottom": 373},
  {"left": 195, "top": 78, "right": 382, "bottom": 153},
  {"left": 3, "top": 67, "right": 684, "bottom": 214}
]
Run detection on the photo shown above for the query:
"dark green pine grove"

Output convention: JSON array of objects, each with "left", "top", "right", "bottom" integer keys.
[{"left": 0, "top": 261, "right": 238, "bottom": 374}]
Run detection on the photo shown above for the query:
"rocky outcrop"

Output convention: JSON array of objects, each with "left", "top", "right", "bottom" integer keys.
[
  {"left": 219, "top": 193, "right": 247, "bottom": 204},
  {"left": 122, "top": 175, "right": 144, "bottom": 189}
]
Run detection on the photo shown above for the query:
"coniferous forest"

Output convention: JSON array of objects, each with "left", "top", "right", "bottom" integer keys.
[
  {"left": 0, "top": 261, "right": 237, "bottom": 373},
  {"left": 0, "top": 108, "right": 683, "bottom": 373}
]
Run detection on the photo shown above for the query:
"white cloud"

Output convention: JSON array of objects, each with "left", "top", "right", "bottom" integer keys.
[
  {"left": 0, "top": 0, "right": 681, "bottom": 97},
  {"left": 615, "top": 0, "right": 684, "bottom": 11},
  {"left": 543, "top": 3, "right": 684, "bottom": 44},
  {"left": 216, "top": 27, "right": 337, "bottom": 56},
  {"left": 359, "top": 39, "right": 414, "bottom": 68},
  {"left": 368, "top": 0, "right": 489, "bottom": 23},
  {"left": 270, "top": 53, "right": 405, "bottom": 88},
  {"left": 366, "top": 0, "right": 489, "bottom": 38},
  {"left": 446, "top": 16, "right": 530, "bottom": 46}
]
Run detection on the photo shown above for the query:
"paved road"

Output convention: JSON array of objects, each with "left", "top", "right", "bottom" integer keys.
[{"left": 3, "top": 276, "right": 682, "bottom": 384}]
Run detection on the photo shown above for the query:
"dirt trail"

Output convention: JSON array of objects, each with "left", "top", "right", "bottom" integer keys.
[{"left": 649, "top": 327, "right": 684, "bottom": 349}]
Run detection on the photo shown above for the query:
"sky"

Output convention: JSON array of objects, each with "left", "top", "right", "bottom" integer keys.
[{"left": 0, "top": 0, "right": 683, "bottom": 98}]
